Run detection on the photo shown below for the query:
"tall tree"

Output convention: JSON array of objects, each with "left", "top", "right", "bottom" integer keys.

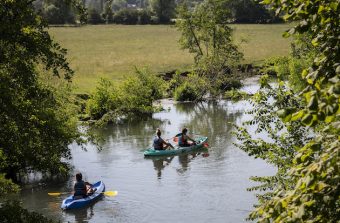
[
  {"left": 176, "top": 0, "right": 242, "bottom": 97},
  {"left": 150, "top": 0, "right": 175, "bottom": 23},
  {"left": 0, "top": 0, "right": 82, "bottom": 188}
]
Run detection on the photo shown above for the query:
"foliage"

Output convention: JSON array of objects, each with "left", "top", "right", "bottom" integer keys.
[
  {"left": 150, "top": 0, "right": 176, "bottom": 24},
  {"left": 264, "top": 34, "right": 317, "bottom": 92},
  {"left": 234, "top": 75, "right": 310, "bottom": 203},
  {"left": 86, "top": 68, "right": 166, "bottom": 122},
  {"left": 0, "top": 174, "right": 19, "bottom": 195},
  {"left": 218, "top": 77, "right": 242, "bottom": 91},
  {"left": 228, "top": 0, "right": 282, "bottom": 23},
  {"left": 103, "top": 0, "right": 114, "bottom": 24},
  {"left": 138, "top": 9, "right": 152, "bottom": 24},
  {"left": 176, "top": 0, "right": 243, "bottom": 95},
  {"left": 0, "top": 0, "right": 81, "bottom": 189},
  {"left": 224, "top": 89, "right": 249, "bottom": 101},
  {"left": 88, "top": 8, "right": 104, "bottom": 24},
  {"left": 236, "top": 0, "right": 340, "bottom": 222},
  {"left": 174, "top": 72, "right": 209, "bottom": 101},
  {"left": 119, "top": 68, "right": 165, "bottom": 114},
  {"left": 0, "top": 201, "right": 57, "bottom": 223},
  {"left": 112, "top": 0, "right": 127, "bottom": 11},
  {"left": 43, "top": 0, "right": 75, "bottom": 24},
  {"left": 113, "top": 8, "right": 139, "bottom": 24},
  {"left": 86, "top": 78, "right": 121, "bottom": 120},
  {"left": 33, "top": 0, "right": 87, "bottom": 24}
]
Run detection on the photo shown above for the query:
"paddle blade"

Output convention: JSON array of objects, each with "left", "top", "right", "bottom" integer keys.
[
  {"left": 104, "top": 191, "right": 118, "bottom": 197},
  {"left": 48, "top": 192, "right": 62, "bottom": 196}
]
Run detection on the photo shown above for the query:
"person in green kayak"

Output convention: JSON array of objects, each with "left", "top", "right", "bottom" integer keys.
[
  {"left": 153, "top": 128, "right": 174, "bottom": 150},
  {"left": 177, "top": 127, "right": 196, "bottom": 147},
  {"left": 73, "top": 173, "right": 95, "bottom": 199}
]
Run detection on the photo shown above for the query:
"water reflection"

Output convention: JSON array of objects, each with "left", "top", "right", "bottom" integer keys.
[
  {"left": 65, "top": 203, "right": 95, "bottom": 223},
  {"left": 150, "top": 156, "right": 174, "bottom": 179},
  {"left": 146, "top": 148, "right": 209, "bottom": 178}
]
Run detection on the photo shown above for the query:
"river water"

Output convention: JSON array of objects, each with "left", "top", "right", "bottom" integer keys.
[{"left": 20, "top": 81, "right": 275, "bottom": 223}]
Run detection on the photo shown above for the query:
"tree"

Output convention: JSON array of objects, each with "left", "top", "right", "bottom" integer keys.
[
  {"left": 236, "top": 0, "right": 340, "bottom": 222},
  {"left": 88, "top": 8, "right": 104, "bottom": 24},
  {"left": 103, "top": 0, "right": 114, "bottom": 23},
  {"left": 176, "top": 0, "right": 243, "bottom": 98},
  {"left": 113, "top": 8, "right": 139, "bottom": 24},
  {"left": 32, "top": 0, "right": 87, "bottom": 24},
  {"left": 228, "top": 0, "right": 281, "bottom": 23},
  {"left": 150, "top": 0, "right": 175, "bottom": 23},
  {"left": 0, "top": 0, "right": 81, "bottom": 187},
  {"left": 43, "top": 0, "right": 76, "bottom": 24},
  {"left": 112, "top": 0, "right": 127, "bottom": 11}
]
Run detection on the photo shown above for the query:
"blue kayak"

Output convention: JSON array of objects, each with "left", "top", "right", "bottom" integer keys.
[
  {"left": 144, "top": 137, "right": 208, "bottom": 157},
  {"left": 61, "top": 181, "right": 105, "bottom": 210}
]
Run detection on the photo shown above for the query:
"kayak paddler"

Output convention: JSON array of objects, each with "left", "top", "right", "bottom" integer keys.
[
  {"left": 153, "top": 128, "right": 174, "bottom": 150},
  {"left": 73, "top": 173, "right": 95, "bottom": 199},
  {"left": 177, "top": 127, "right": 196, "bottom": 147}
]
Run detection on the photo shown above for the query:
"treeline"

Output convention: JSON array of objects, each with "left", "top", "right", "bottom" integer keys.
[{"left": 33, "top": 0, "right": 282, "bottom": 25}]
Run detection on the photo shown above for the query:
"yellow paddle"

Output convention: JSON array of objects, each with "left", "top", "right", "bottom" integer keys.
[{"left": 48, "top": 191, "right": 118, "bottom": 197}]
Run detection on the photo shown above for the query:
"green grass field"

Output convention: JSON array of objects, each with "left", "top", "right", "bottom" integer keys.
[{"left": 49, "top": 24, "right": 292, "bottom": 93}]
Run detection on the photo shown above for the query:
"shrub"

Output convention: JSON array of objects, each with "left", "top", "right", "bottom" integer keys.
[
  {"left": 218, "top": 78, "right": 242, "bottom": 91},
  {"left": 138, "top": 9, "right": 152, "bottom": 24},
  {"left": 86, "top": 69, "right": 166, "bottom": 122},
  {"left": 174, "top": 72, "right": 209, "bottom": 101},
  {"left": 44, "top": 4, "right": 63, "bottom": 24},
  {"left": 113, "top": 9, "right": 139, "bottom": 24},
  {"left": 87, "top": 8, "right": 104, "bottom": 24},
  {"left": 86, "top": 78, "right": 120, "bottom": 120},
  {"left": 224, "top": 89, "right": 249, "bottom": 101},
  {"left": 174, "top": 82, "right": 199, "bottom": 101},
  {"left": 119, "top": 68, "right": 166, "bottom": 114}
]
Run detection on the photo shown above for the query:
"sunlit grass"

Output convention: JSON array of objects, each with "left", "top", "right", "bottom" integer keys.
[{"left": 49, "top": 24, "right": 292, "bottom": 93}]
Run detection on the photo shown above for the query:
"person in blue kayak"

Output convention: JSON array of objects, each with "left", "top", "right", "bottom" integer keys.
[
  {"left": 153, "top": 128, "right": 174, "bottom": 150},
  {"left": 177, "top": 128, "right": 196, "bottom": 147},
  {"left": 73, "top": 173, "right": 95, "bottom": 199}
]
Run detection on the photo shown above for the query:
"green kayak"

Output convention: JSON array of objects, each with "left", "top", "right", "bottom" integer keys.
[{"left": 143, "top": 137, "right": 208, "bottom": 157}]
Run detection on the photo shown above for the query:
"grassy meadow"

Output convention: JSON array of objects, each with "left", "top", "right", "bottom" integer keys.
[{"left": 49, "top": 24, "right": 292, "bottom": 93}]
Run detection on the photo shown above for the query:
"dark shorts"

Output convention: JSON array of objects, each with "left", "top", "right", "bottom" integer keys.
[{"left": 179, "top": 143, "right": 191, "bottom": 147}]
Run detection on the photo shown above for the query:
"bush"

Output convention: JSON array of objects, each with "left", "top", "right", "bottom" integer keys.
[
  {"left": 119, "top": 68, "right": 166, "bottom": 114},
  {"left": 88, "top": 8, "right": 104, "bottom": 24},
  {"left": 44, "top": 4, "right": 63, "bottom": 24},
  {"left": 174, "top": 72, "right": 209, "bottom": 101},
  {"left": 113, "top": 9, "right": 139, "bottom": 24},
  {"left": 174, "top": 82, "right": 199, "bottom": 101},
  {"left": 86, "top": 78, "right": 120, "bottom": 120},
  {"left": 86, "top": 69, "right": 166, "bottom": 122},
  {"left": 218, "top": 78, "right": 243, "bottom": 91},
  {"left": 138, "top": 9, "right": 152, "bottom": 24},
  {"left": 224, "top": 89, "right": 249, "bottom": 101}
]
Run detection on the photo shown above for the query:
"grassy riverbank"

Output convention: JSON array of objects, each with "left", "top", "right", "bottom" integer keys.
[{"left": 49, "top": 24, "right": 291, "bottom": 93}]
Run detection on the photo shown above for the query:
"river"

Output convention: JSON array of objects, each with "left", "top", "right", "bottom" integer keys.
[{"left": 20, "top": 81, "right": 275, "bottom": 223}]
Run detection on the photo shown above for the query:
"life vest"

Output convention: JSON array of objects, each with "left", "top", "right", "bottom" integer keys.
[
  {"left": 153, "top": 136, "right": 163, "bottom": 150},
  {"left": 178, "top": 134, "right": 187, "bottom": 146},
  {"left": 74, "top": 180, "right": 87, "bottom": 196}
]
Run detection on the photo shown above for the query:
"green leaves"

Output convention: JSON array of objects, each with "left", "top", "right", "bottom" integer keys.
[
  {"left": 0, "top": 0, "right": 82, "bottom": 188},
  {"left": 240, "top": 0, "right": 340, "bottom": 222},
  {"left": 86, "top": 68, "right": 167, "bottom": 123}
]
